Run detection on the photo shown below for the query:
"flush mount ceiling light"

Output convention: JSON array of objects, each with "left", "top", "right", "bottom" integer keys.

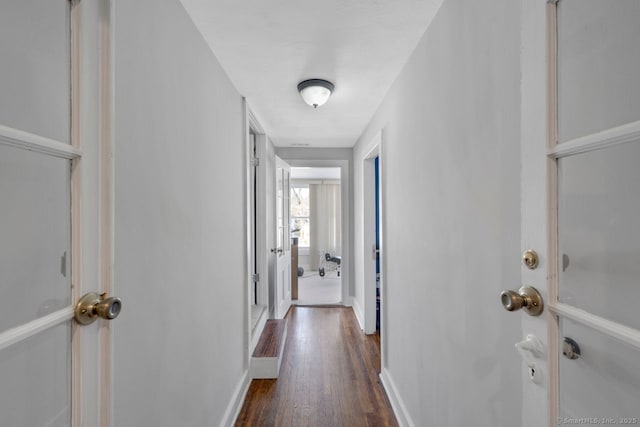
[{"left": 297, "top": 79, "right": 334, "bottom": 108}]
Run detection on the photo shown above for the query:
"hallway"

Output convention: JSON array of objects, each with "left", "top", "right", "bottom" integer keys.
[
  {"left": 235, "top": 307, "right": 397, "bottom": 426},
  {"left": 5, "top": 0, "right": 639, "bottom": 424}
]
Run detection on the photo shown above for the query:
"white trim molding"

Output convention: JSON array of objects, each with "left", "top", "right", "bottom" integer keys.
[
  {"left": 379, "top": 369, "right": 415, "bottom": 427},
  {"left": 550, "top": 302, "right": 640, "bottom": 352},
  {"left": 0, "top": 125, "right": 81, "bottom": 159},
  {"left": 0, "top": 308, "right": 74, "bottom": 351},
  {"left": 548, "top": 120, "right": 640, "bottom": 159},
  {"left": 220, "top": 370, "right": 251, "bottom": 427},
  {"left": 352, "top": 297, "right": 365, "bottom": 331},
  {"left": 70, "top": 0, "right": 83, "bottom": 424}
]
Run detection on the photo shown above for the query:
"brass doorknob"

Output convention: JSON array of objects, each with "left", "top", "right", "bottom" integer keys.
[
  {"left": 74, "top": 292, "right": 123, "bottom": 325},
  {"left": 500, "top": 286, "right": 543, "bottom": 316}
]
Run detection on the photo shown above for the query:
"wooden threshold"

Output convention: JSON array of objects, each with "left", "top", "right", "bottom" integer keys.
[{"left": 250, "top": 319, "right": 288, "bottom": 379}]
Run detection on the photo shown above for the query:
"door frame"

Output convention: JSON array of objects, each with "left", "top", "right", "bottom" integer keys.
[
  {"left": 244, "top": 101, "right": 269, "bottom": 354},
  {"left": 280, "top": 158, "right": 351, "bottom": 306},
  {"left": 362, "top": 133, "right": 382, "bottom": 335}
]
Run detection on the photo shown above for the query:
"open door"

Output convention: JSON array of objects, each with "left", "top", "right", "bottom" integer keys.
[
  {"left": 0, "top": 1, "right": 114, "bottom": 425},
  {"left": 274, "top": 156, "right": 292, "bottom": 319},
  {"left": 520, "top": 1, "right": 640, "bottom": 425}
]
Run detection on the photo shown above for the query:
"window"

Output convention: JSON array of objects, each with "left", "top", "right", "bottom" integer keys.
[{"left": 290, "top": 186, "right": 310, "bottom": 247}]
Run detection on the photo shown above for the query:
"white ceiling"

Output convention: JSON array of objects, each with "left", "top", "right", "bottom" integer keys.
[{"left": 179, "top": 0, "right": 443, "bottom": 148}]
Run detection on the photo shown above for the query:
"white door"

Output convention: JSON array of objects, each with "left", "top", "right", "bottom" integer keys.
[
  {"left": 521, "top": 1, "right": 640, "bottom": 425},
  {"left": 274, "top": 156, "right": 292, "bottom": 318},
  {"left": 0, "top": 1, "right": 112, "bottom": 426}
]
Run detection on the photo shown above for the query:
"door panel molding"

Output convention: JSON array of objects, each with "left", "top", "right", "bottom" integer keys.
[
  {"left": 550, "top": 303, "right": 640, "bottom": 352},
  {"left": 0, "top": 125, "right": 81, "bottom": 159},
  {"left": 0, "top": 308, "right": 74, "bottom": 351},
  {"left": 549, "top": 120, "right": 640, "bottom": 159}
]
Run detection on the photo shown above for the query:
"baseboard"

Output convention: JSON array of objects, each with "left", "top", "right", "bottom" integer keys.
[
  {"left": 219, "top": 370, "right": 251, "bottom": 427},
  {"left": 380, "top": 369, "right": 415, "bottom": 427},
  {"left": 352, "top": 297, "right": 364, "bottom": 331},
  {"left": 250, "top": 329, "right": 286, "bottom": 379},
  {"left": 250, "top": 356, "right": 279, "bottom": 379},
  {"left": 341, "top": 295, "right": 353, "bottom": 307}
]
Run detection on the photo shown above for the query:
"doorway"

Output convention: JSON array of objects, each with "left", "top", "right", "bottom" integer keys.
[
  {"left": 362, "top": 135, "right": 382, "bottom": 335},
  {"left": 246, "top": 106, "right": 269, "bottom": 351},
  {"left": 291, "top": 167, "right": 342, "bottom": 305}
]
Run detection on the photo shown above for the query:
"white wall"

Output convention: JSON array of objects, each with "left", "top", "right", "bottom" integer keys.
[
  {"left": 113, "top": 0, "right": 247, "bottom": 425},
  {"left": 353, "top": 0, "right": 523, "bottom": 425}
]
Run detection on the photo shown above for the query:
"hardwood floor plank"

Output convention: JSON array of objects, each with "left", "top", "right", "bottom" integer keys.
[
  {"left": 235, "top": 306, "right": 398, "bottom": 427},
  {"left": 253, "top": 319, "right": 287, "bottom": 358}
]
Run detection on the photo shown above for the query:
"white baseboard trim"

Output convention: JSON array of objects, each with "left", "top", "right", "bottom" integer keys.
[
  {"left": 250, "top": 322, "right": 288, "bottom": 379},
  {"left": 219, "top": 370, "right": 251, "bottom": 427},
  {"left": 380, "top": 369, "right": 415, "bottom": 427},
  {"left": 341, "top": 295, "right": 353, "bottom": 307},
  {"left": 352, "top": 297, "right": 365, "bottom": 331},
  {"left": 250, "top": 356, "right": 279, "bottom": 379}
]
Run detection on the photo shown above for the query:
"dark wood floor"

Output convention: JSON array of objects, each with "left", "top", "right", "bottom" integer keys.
[{"left": 235, "top": 306, "right": 398, "bottom": 427}]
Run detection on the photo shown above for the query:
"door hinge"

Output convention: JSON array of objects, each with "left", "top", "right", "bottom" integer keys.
[
  {"left": 251, "top": 157, "right": 260, "bottom": 167},
  {"left": 252, "top": 273, "right": 260, "bottom": 282}
]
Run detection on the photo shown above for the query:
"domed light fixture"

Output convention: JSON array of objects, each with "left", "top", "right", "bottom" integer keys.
[{"left": 297, "top": 79, "right": 334, "bottom": 108}]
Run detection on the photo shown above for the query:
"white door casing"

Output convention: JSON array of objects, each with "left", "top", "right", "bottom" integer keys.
[
  {"left": 277, "top": 157, "right": 350, "bottom": 307},
  {"left": 521, "top": 1, "right": 640, "bottom": 426},
  {"left": 0, "top": 1, "right": 113, "bottom": 426},
  {"left": 362, "top": 135, "right": 381, "bottom": 335},
  {"left": 246, "top": 102, "right": 269, "bottom": 353},
  {"left": 274, "top": 156, "right": 292, "bottom": 319}
]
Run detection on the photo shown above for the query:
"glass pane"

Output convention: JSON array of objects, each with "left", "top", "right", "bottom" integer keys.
[
  {"left": 291, "top": 187, "right": 309, "bottom": 217},
  {"left": 557, "top": 0, "right": 640, "bottom": 143},
  {"left": 0, "top": 0, "right": 70, "bottom": 143},
  {"left": 559, "top": 317, "right": 640, "bottom": 422},
  {"left": 558, "top": 141, "right": 640, "bottom": 330},
  {"left": 0, "top": 322, "right": 71, "bottom": 427},
  {"left": 0, "top": 145, "right": 71, "bottom": 332},
  {"left": 291, "top": 218, "right": 310, "bottom": 248}
]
